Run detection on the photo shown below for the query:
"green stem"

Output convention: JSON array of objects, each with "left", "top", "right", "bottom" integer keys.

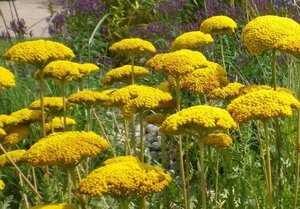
[
  {"left": 215, "top": 150, "right": 220, "bottom": 205},
  {"left": 120, "top": 197, "right": 129, "bottom": 209},
  {"left": 139, "top": 112, "right": 144, "bottom": 162},
  {"left": 131, "top": 115, "right": 136, "bottom": 155},
  {"left": 62, "top": 82, "right": 67, "bottom": 131},
  {"left": 199, "top": 139, "right": 207, "bottom": 209},
  {"left": 220, "top": 37, "right": 226, "bottom": 70},
  {"left": 86, "top": 107, "right": 92, "bottom": 132},
  {"left": 271, "top": 49, "right": 277, "bottom": 90},
  {"left": 38, "top": 69, "right": 46, "bottom": 137},
  {"left": 139, "top": 196, "right": 146, "bottom": 209},
  {"left": 124, "top": 118, "right": 131, "bottom": 155},
  {"left": 131, "top": 56, "right": 135, "bottom": 85},
  {"left": 161, "top": 136, "right": 169, "bottom": 209}
]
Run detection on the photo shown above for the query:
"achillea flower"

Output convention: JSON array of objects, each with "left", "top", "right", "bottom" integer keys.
[
  {"left": 4, "top": 40, "right": 75, "bottom": 67},
  {"left": 45, "top": 117, "right": 76, "bottom": 134},
  {"left": 146, "top": 49, "right": 208, "bottom": 78},
  {"left": 109, "top": 38, "right": 156, "bottom": 55},
  {"left": 29, "top": 97, "right": 69, "bottom": 113},
  {"left": 78, "top": 157, "right": 171, "bottom": 197},
  {"left": 0, "top": 180, "right": 5, "bottom": 191},
  {"left": 2, "top": 124, "right": 30, "bottom": 146},
  {"left": 29, "top": 203, "right": 76, "bottom": 209},
  {"left": 227, "top": 90, "right": 300, "bottom": 123},
  {"left": 200, "top": 15, "right": 237, "bottom": 34},
  {"left": 169, "top": 62, "right": 229, "bottom": 94},
  {"left": 156, "top": 81, "right": 170, "bottom": 92},
  {"left": 160, "top": 105, "right": 237, "bottom": 135},
  {"left": 208, "top": 82, "right": 244, "bottom": 100},
  {"left": 0, "top": 66, "right": 15, "bottom": 89},
  {"left": 79, "top": 63, "right": 99, "bottom": 75},
  {"left": 0, "top": 115, "right": 19, "bottom": 128},
  {"left": 0, "top": 150, "right": 27, "bottom": 167},
  {"left": 239, "top": 85, "right": 293, "bottom": 95},
  {"left": 25, "top": 131, "right": 110, "bottom": 166},
  {"left": 10, "top": 108, "right": 41, "bottom": 124},
  {"left": 241, "top": 15, "right": 300, "bottom": 55},
  {"left": 67, "top": 89, "right": 114, "bottom": 107},
  {"left": 204, "top": 133, "right": 233, "bottom": 148},
  {"left": 171, "top": 31, "right": 213, "bottom": 51},
  {"left": 103, "top": 65, "right": 150, "bottom": 85},
  {"left": 0, "top": 129, "right": 6, "bottom": 137},
  {"left": 108, "top": 85, "right": 173, "bottom": 118},
  {"left": 146, "top": 113, "right": 168, "bottom": 125},
  {"left": 102, "top": 155, "right": 139, "bottom": 166},
  {"left": 274, "top": 35, "right": 300, "bottom": 58}
]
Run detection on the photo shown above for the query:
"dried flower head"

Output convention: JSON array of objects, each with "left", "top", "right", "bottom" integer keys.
[
  {"left": 208, "top": 82, "right": 244, "bottom": 100},
  {"left": 0, "top": 66, "right": 15, "bottom": 89},
  {"left": 109, "top": 38, "right": 156, "bottom": 55},
  {"left": 204, "top": 133, "right": 233, "bottom": 148},
  {"left": 10, "top": 108, "right": 42, "bottom": 124},
  {"left": 200, "top": 15, "right": 237, "bottom": 34},
  {"left": 0, "top": 150, "right": 27, "bottom": 167},
  {"left": 45, "top": 117, "right": 76, "bottom": 134},
  {"left": 160, "top": 105, "right": 236, "bottom": 135},
  {"left": 29, "top": 203, "right": 76, "bottom": 209},
  {"left": 2, "top": 124, "right": 30, "bottom": 147},
  {"left": 25, "top": 131, "right": 110, "bottom": 166},
  {"left": 241, "top": 15, "right": 300, "bottom": 55},
  {"left": 227, "top": 90, "right": 300, "bottom": 123},
  {"left": 171, "top": 31, "right": 213, "bottom": 51},
  {"left": 103, "top": 65, "right": 150, "bottom": 85}
]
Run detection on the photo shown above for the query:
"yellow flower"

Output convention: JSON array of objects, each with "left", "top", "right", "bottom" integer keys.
[
  {"left": 0, "top": 150, "right": 27, "bottom": 167},
  {"left": 160, "top": 105, "right": 237, "bottom": 135},
  {"left": 102, "top": 155, "right": 139, "bottom": 166},
  {"left": 208, "top": 82, "right": 244, "bottom": 100},
  {"left": 227, "top": 90, "right": 300, "bottom": 123},
  {"left": 169, "top": 62, "right": 229, "bottom": 94},
  {"left": 4, "top": 39, "right": 75, "bottom": 67},
  {"left": 109, "top": 38, "right": 156, "bottom": 55},
  {"left": 0, "top": 66, "right": 15, "bottom": 89},
  {"left": 29, "top": 97, "right": 69, "bottom": 113},
  {"left": 0, "top": 115, "right": 19, "bottom": 128},
  {"left": 239, "top": 85, "right": 294, "bottom": 95},
  {"left": 0, "top": 128, "right": 6, "bottom": 137},
  {"left": 103, "top": 65, "right": 150, "bottom": 85},
  {"left": 25, "top": 131, "right": 110, "bottom": 166},
  {"left": 145, "top": 113, "right": 168, "bottom": 126},
  {"left": 45, "top": 117, "right": 76, "bottom": 134},
  {"left": 78, "top": 156, "right": 172, "bottom": 197},
  {"left": 108, "top": 85, "right": 173, "bottom": 118},
  {"left": 156, "top": 81, "right": 170, "bottom": 92},
  {"left": 200, "top": 15, "right": 237, "bottom": 34},
  {"left": 79, "top": 63, "right": 99, "bottom": 76},
  {"left": 204, "top": 133, "right": 233, "bottom": 148},
  {"left": 146, "top": 49, "right": 208, "bottom": 78},
  {"left": 241, "top": 15, "right": 300, "bottom": 55},
  {"left": 2, "top": 124, "right": 30, "bottom": 147},
  {"left": 0, "top": 180, "right": 5, "bottom": 191},
  {"left": 274, "top": 35, "right": 300, "bottom": 58},
  {"left": 10, "top": 108, "right": 41, "bottom": 124},
  {"left": 29, "top": 203, "right": 76, "bottom": 209},
  {"left": 67, "top": 89, "right": 114, "bottom": 107},
  {"left": 171, "top": 31, "right": 213, "bottom": 51}
]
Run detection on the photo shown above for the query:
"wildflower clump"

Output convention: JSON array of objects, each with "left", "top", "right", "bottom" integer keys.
[
  {"left": 109, "top": 38, "right": 156, "bottom": 55},
  {"left": 160, "top": 105, "right": 237, "bottom": 135},
  {"left": 0, "top": 150, "right": 27, "bottom": 167},
  {"left": 227, "top": 90, "right": 300, "bottom": 123},
  {"left": 204, "top": 133, "right": 233, "bottom": 148},
  {"left": 171, "top": 31, "right": 213, "bottom": 51},
  {"left": 0, "top": 66, "right": 15, "bottom": 89},
  {"left": 4, "top": 39, "right": 75, "bottom": 67},
  {"left": 103, "top": 65, "right": 150, "bottom": 85},
  {"left": 78, "top": 156, "right": 172, "bottom": 197},
  {"left": 208, "top": 82, "right": 244, "bottom": 99},
  {"left": 200, "top": 15, "right": 237, "bottom": 34},
  {"left": 29, "top": 203, "right": 76, "bottom": 209},
  {"left": 241, "top": 15, "right": 300, "bottom": 55},
  {"left": 25, "top": 131, "right": 110, "bottom": 166}
]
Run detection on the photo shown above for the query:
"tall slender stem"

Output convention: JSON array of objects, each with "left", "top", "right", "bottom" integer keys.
[
  {"left": 124, "top": 118, "right": 131, "bottom": 155},
  {"left": 120, "top": 197, "right": 129, "bottom": 209},
  {"left": 139, "top": 112, "right": 144, "bottom": 162},
  {"left": 215, "top": 150, "right": 220, "bottom": 205},
  {"left": 38, "top": 69, "right": 46, "bottom": 137},
  {"left": 139, "top": 196, "right": 146, "bottom": 209},
  {"left": 271, "top": 49, "right": 277, "bottom": 90},
  {"left": 62, "top": 82, "right": 67, "bottom": 131},
  {"left": 220, "top": 37, "right": 226, "bottom": 70},
  {"left": 131, "top": 56, "right": 135, "bottom": 85},
  {"left": 199, "top": 139, "right": 207, "bottom": 209}
]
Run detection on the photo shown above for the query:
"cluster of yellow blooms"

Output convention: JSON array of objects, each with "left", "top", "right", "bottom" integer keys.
[
  {"left": 0, "top": 66, "right": 15, "bottom": 89},
  {"left": 208, "top": 82, "right": 245, "bottom": 100},
  {"left": 2, "top": 124, "right": 30, "bottom": 146},
  {"left": 239, "top": 85, "right": 293, "bottom": 95},
  {"left": 160, "top": 105, "right": 237, "bottom": 135},
  {"left": 0, "top": 114, "right": 19, "bottom": 127},
  {"left": 204, "top": 133, "right": 233, "bottom": 148},
  {"left": 10, "top": 108, "right": 42, "bottom": 124},
  {"left": 145, "top": 113, "right": 168, "bottom": 126},
  {"left": 29, "top": 97, "right": 67, "bottom": 113},
  {"left": 241, "top": 15, "right": 300, "bottom": 55},
  {"left": 156, "top": 81, "right": 170, "bottom": 92},
  {"left": 109, "top": 38, "right": 156, "bottom": 55},
  {"left": 45, "top": 117, "right": 76, "bottom": 134},
  {"left": 146, "top": 49, "right": 208, "bottom": 78},
  {"left": 200, "top": 15, "right": 237, "bottom": 34},
  {"left": 78, "top": 156, "right": 171, "bottom": 197},
  {"left": 103, "top": 65, "right": 150, "bottom": 85},
  {"left": 171, "top": 31, "right": 213, "bottom": 51},
  {"left": 274, "top": 35, "right": 300, "bottom": 58},
  {"left": 79, "top": 63, "right": 99, "bottom": 76},
  {"left": 29, "top": 203, "right": 76, "bottom": 209},
  {"left": 0, "top": 150, "right": 27, "bottom": 167},
  {"left": 25, "top": 131, "right": 109, "bottom": 166},
  {"left": 4, "top": 40, "right": 75, "bottom": 67},
  {"left": 227, "top": 90, "right": 300, "bottom": 123}
]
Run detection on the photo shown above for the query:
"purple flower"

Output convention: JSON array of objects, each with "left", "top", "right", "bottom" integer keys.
[
  {"left": 155, "top": 0, "right": 189, "bottom": 16},
  {"left": 8, "top": 18, "right": 32, "bottom": 37}
]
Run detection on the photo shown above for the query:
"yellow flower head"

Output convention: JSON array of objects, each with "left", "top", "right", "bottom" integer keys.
[
  {"left": 146, "top": 49, "right": 208, "bottom": 78},
  {"left": 109, "top": 38, "right": 156, "bottom": 55},
  {"left": 29, "top": 97, "right": 69, "bottom": 113},
  {"left": 171, "top": 31, "right": 214, "bottom": 51},
  {"left": 0, "top": 129, "right": 6, "bottom": 137},
  {"left": 102, "top": 155, "right": 140, "bottom": 166},
  {"left": 145, "top": 113, "right": 168, "bottom": 126},
  {"left": 25, "top": 131, "right": 110, "bottom": 166},
  {"left": 241, "top": 15, "right": 300, "bottom": 55},
  {"left": 2, "top": 124, "right": 30, "bottom": 147},
  {"left": 29, "top": 203, "right": 76, "bottom": 209},
  {"left": 200, "top": 15, "right": 237, "bottom": 34},
  {"left": 78, "top": 156, "right": 172, "bottom": 197},
  {"left": 0, "top": 115, "right": 19, "bottom": 128},
  {"left": 239, "top": 85, "right": 293, "bottom": 95},
  {"left": 10, "top": 108, "right": 41, "bottom": 124},
  {"left": 103, "top": 65, "right": 150, "bottom": 85},
  {"left": 67, "top": 89, "right": 114, "bottom": 107},
  {"left": 0, "top": 150, "right": 27, "bottom": 167},
  {"left": 156, "top": 81, "right": 170, "bottom": 92},
  {"left": 0, "top": 180, "right": 5, "bottom": 191},
  {"left": 274, "top": 35, "right": 300, "bottom": 58},
  {"left": 108, "top": 85, "right": 173, "bottom": 118},
  {"left": 204, "top": 133, "right": 233, "bottom": 148},
  {"left": 4, "top": 39, "right": 75, "bottom": 67},
  {"left": 79, "top": 63, "right": 99, "bottom": 76},
  {"left": 208, "top": 82, "right": 245, "bottom": 100},
  {"left": 169, "top": 62, "right": 229, "bottom": 94},
  {"left": 160, "top": 105, "right": 237, "bottom": 135},
  {"left": 227, "top": 90, "right": 300, "bottom": 123},
  {"left": 0, "top": 66, "right": 15, "bottom": 89},
  {"left": 45, "top": 117, "right": 76, "bottom": 134}
]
